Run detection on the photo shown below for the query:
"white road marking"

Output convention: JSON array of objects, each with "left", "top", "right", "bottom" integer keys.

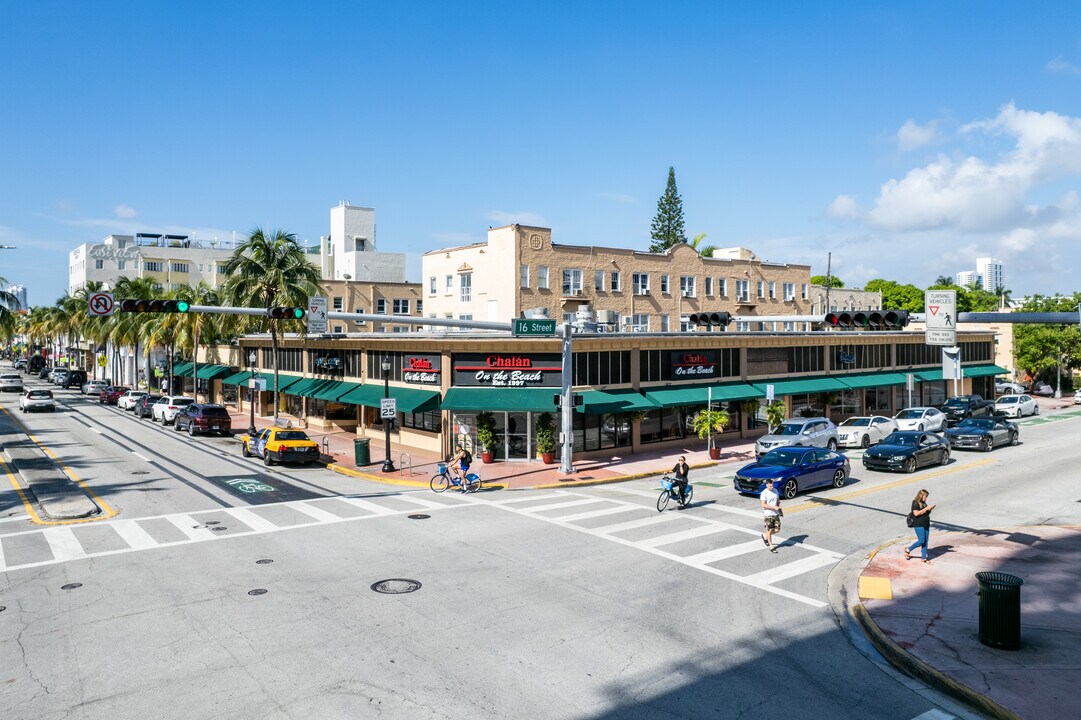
[
  {"left": 592, "top": 514, "right": 679, "bottom": 535},
  {"left": 393, "top": 494, "right": 453, "bottom": 510},
  {"left": 555, "top": 505, "right": 640, "bottom": 523},
  {"left": 111, "top": 520, "right": 158, "bottom": 550},
  {"left": 0, "top": 514, "right": 30, "bottom": 525},
  {"left": 488, "top": 492, "right": 566, "bottom": 505},
  {"left": 91, "top": 428, "right": 103, "bottom": 434},
  {"left": 742, "top": 553, "right": 839, "bottom": 585},
  {"left": 132, "top": 452, "right": 152, "bottom": 463},
  {"left": 520, "top": 498, "right": 602, "bottom": 513},
  {"left": 0, "top": 535, "right": 6, "bottom": 570},
  {"left": 639, "top": 524, "right": 728, "bottom": 548},
  {"left": 607, "top": 487, "right": 763, "bottom": 518},
  {"left": 225, "top": 507, "right": 280, "bottom": 534},
  {"left": 682, "top": 539, "right": 766, "bottom": 565},
  {"left": 287, "top": 501, "right": 344, "bottom": 523},
  {"left": 43, "top": 527, "right": 87, "bottom": 562},
  {"left": 166, "top": 514, "right": 215, "bottom": 541},
  {"left": 338, "top": 497, "right": 397, "bottom": 516}
]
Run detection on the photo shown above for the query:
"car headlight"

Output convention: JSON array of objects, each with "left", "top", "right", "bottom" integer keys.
[{"left": 890, "top": 455, "right": 907, "bottom": 461}]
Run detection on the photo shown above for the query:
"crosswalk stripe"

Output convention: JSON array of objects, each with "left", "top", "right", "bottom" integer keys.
[
  {"left": 489, "top": 493, "right": 566, "bottom": 505},
  {"left": 44, "top": 526, "right": 87, "bottom": 562},
  {"left": 593, "top": 514, "right": 678, "bottom": 535},
  {"left": 682, "top": 539, "right": 765, "bottom": 565},
  {"left": 606, "top": 487, "right": 763, "bottom": 518},
  {"left": 557, "top": 505, "right": 640, "bottom": 523},
  {"left": 111, "top": 520, "right": 158, "bottom": 550},
  {"left": 742, "top": 553, "right": 838, "bottom": 585},
  {"left": 167, "top": 515, "right": 216, "bottom": 541},
  {"left": 226, "top": 507, "right": 280, "bottom": 534},
  {"left": 0, "top": 535, "right": 6, "bottom": 570},
  {"left": 521, "top": 498, "right": 602, "bottom": 514},
  {"left": 287, "top": 501, "right": 344, "bottom": 523},
  {"left": 639, "top": 524, "right": 728, "bottom": 548},
  {"left": 395, "top": 494, "right": 454, "bottom": 510},
  {"left": 339, "top": 497, "right": 398, "bottom": 516}
]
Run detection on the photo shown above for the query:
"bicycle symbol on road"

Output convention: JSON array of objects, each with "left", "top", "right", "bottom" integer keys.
[{"left": 224, "top": 479, "right": 275, "bottom": 493}]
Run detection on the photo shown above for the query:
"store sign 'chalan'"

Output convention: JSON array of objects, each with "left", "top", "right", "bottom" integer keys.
[
  {"left": 402, "top": 354, "right": 441, "bottom": 385},
  {"left": 670, "top": 351, "right": 718, "bottom": 379},
  {"left": 453, "top": 353, "right": 562, "bottom": 387}
]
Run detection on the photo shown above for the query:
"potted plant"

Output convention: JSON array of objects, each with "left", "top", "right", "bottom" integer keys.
[
  {"left": 476, "top": 411, "right": 496, "bottom": 463},
  {"left": 535, "top": 412, "right": 556, "bottom": 464},
  {"left": 692, "top": 408, "right": 730, "bottom": 460},
  {"left": 765, "top": 400, "right": 787, "bottom": 432}
]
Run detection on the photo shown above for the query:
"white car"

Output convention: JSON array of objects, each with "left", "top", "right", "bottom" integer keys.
[
  {"left": 116, "top": 390, "right": 148, "bottom": 410},
  {"left": 994, "top": 394, "right": 1038, "bottom": 418},
  {"left": 836, "top": 415, "right": 899, "bottom": 448},
  {"left": 151, "top": 395, "right": 195, "bottom": 425},
  {"left": 0, "top": 373, "right": 23, "bottom": 393},
  {"left": 1075, "top": 389, "right": 1081, "bottom": 405},
  {"left": 893, "top": 407, "right": 947, "bottom": 432},
  {"left": 82, "top": 380, "right": 109, "bottom": 396},
  {"left": 995, "top": 379, "right": 1026, "bottom": 395},
  {"left": 19, "top": 389, "right": 56, "bottom": 412}
]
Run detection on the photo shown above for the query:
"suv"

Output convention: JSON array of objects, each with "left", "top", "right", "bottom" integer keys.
[
  {"left": 20, "top": 389, "right": 55, "bottom": 413},
  {"left": 134, "top": 394, "right": 162, "bottom": 419},
  {"left": 940, "top": 395, "right": 993, "bottom": 426},
  {"left": 0, "top": 373, "right": 23, "bottom": 393},
  {"left": 174, "top": 403, "right": 232, "bottom": 437},
  {"left": 63, "top": 369, "right": 88, "bottom": 389},
  {"left": 755, "top": 417, "right": 839, "bottom": 458},
  {"left": 151, "top": 395, "right": 196, "bottom": 425}
]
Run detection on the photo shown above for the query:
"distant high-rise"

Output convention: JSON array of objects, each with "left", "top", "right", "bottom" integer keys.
[
  {"left": 5, "top": 284, "right": 27, "bottom": 310},
  {"left": 975, "top": 257, "right": 1004, "bottom": 292},
  {"left": 955, "top": 271, "right": 978, "bottom": 288}
]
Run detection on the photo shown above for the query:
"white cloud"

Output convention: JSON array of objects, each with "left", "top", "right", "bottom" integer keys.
[
  {"left": 486, "top": 210, "right": 547, "bottom": 227},
  {"left": 897, "top": 119, "right": 938, "bottom": 152},
  {"left": 1046, "top": 57, "right": 1081, "bottom": 75},
  {"left": 826, "top": 194, "right": 863, "bottom": 220},
  {"left": 113, "top": 204, "right": 138, "bottom": 219}
]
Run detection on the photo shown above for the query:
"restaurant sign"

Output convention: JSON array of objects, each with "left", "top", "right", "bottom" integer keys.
[
  {"left": 402, "top": 353, "right": 441, "bottom": 385},
  {"left": 453, "top": 353, "right": 562, "bottom": 387},
  {"left": 670, "top": 350, "right": 718, "bottom": 379}
]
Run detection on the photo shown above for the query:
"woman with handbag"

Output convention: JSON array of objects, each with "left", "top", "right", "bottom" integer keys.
[{"left": 905, "top": 489, "right": 936, "bottom": 563}]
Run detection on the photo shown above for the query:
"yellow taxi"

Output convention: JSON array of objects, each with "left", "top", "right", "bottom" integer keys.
[{"left": 241, "top": 427, "right": 321, "bottom": 467}]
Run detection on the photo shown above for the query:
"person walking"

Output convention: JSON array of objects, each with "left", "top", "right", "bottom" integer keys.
[
  {"left": 671, "top": 456, "right": 690, "bottom": 504},
  {"left": 760, "top": 480, "right": 781, "bottom": 553},
  {"left": 905, "top": 489, "right": 936, "bottom": 563}
]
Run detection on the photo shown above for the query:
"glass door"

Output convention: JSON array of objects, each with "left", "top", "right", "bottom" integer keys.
[{"left": 506, "top": 412, "right": 530, "bottom": 460}]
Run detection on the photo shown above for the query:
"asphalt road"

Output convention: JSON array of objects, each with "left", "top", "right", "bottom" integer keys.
[{"left": 2, "top": 378, "right": 1079, "bottom": 719}]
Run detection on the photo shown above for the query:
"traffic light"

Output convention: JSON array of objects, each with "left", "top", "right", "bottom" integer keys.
[
  {"left": 267, "top": 307, "right": 306, "bottom": 320},
  {"left": 824, "top": 310, "right": 909, "bottom": 329},
  {"left": 824, "top": 312, "right": 853, "bottom": 328},
  {"left": 688, "top": 312, "right": 732, "bottom": 329},
  {"left": 553, "top": 393, "right": 584, "bottom": 408},
  {"left": 118, "top": 299, "right": 190, "bottom": 313},
  {"left": 883, "top": 310, "right": 910, "bottom": 328}
]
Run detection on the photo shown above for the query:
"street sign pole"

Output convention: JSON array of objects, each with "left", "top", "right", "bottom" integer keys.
[{"left": 559, "top": 322, "right": 575, "bottom": 474}]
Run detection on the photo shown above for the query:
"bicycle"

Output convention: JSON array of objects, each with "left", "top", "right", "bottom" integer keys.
[
  {"left": 430, "top": 462, "right": 482, "bottom": 493},
  {"left": 657, "top": 473, "right": 693, "bottom": 512}
]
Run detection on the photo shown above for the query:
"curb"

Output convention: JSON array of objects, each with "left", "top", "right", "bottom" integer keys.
[{"left": 325, "top": 463, "right": 508, "bottom": 491}]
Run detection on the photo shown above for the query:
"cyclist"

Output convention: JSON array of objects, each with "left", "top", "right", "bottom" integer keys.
[
  {"left": 448, "top": 444, "right": 472, "bottom": 488},
  {"left": 671, "top": 456, "right": 690, "bottom": 503}
]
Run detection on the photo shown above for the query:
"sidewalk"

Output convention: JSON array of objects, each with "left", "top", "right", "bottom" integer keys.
[
  {"left": 848, "top": 526, "right": 1081, "bottom": 720},
  {"left": 224, "top": 408, "right": 756, "bottom": 489}
]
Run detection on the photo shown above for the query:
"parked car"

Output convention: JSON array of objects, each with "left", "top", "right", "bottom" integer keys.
[
  {"left": 893, "top": 407, "right": 947, "bottom": 432},
  {"left": 99, "top": 386, "right": 131, "bottom": 405},
  {"left": 51, "top": 369, "right": 68, "bottom": 385},
  {"left": 62, "top": 369, "right": 88, "bottom": 389},
  {"left": 151, "top": 395, "right": 195, "bottom": 424},
  {"left": 944, "top": 417, "right": 1019, "bottom": 451},
  {"left": 117, "top": 390, "right": 148, "bottom": 410},
  {"left": 134, "top": 394, "right": 163, "bottom": 419},
  {"left": 862, "top": 431, "right": 951, "bottom": 473},
  {"left": 82, "top": 380, "right": 109, "bottom": 396},
  {"left": 836, "top": 415, "right": 898, "bottom": 448},
  {"left": 19, "top": 388, "right": 55, "bottom": 413},
  {"left": 38, "top": 366, "right": 53, "bottom": 380},
  {"left": 173, "top": 403, "right": 232, "bottom": 436},
  {"left": 240, "top": 427, "right": 320, "bottom": 466},
  {"left": 733, "top": 447, "right": 850, "bottom": 499},
  {"left": 12, "top": 359, "right": 26, "bottom": 371},
  {"left": 0, "top": 373, "right": 23, "bottom": 393},
  {"left": 940, "top": 395, "right": 994, "bottom": 426},
  {"left": 1031, "top": 382, "right": 1055, "bottom": 397},
  {"left": 754, "top": 417, "right": 838, "bottom": 458},
  {"left": 995, "top": 379, "right": 1026, "bottom": 395},
  {"left": 1074, "top": 388, "right": 1081, "bottom": 405},
  {"left": 993, "top": 394, "right": 1038, "bottom": 418}
]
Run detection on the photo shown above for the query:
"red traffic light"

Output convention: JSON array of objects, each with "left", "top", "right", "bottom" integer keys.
[{"left": 824, "top": 313, "right": 840, "bottom": 326}]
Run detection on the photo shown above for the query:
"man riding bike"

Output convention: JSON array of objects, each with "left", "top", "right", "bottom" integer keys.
[{"left": 448, "top": 444, "right": 472, "bottom": 488}]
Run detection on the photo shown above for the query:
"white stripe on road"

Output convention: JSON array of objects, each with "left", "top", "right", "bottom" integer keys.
[
  {"left": 0, "top": 514, "right": 30, "bottom": 525},
  {"left": 111, "top": 520, "right": 158, "bottom": 550},
  {"left": 520, "top": 498, "right": 602, "bottom": 514},
  {"left": 43, "top": 526, "right": 87, "bottom": 562},
  {"left": 166, "top": 514, "right": 215, "bottom": 541},
  {"left": 225, "top": 507, "right": 280, "bottom": 534},
  {"left": 488, "top": 493, "right": 566, "bottom": 505},
  {"left": 287, "top": 501, "right": 344, "bottom": 523},
  {"left": 339, "top": 497, "right": 398, "bottom": 516},
  {"left": 742, "top": 553, "right": 839, "bottom": 585},
  {"left": 592, "top": 514, "right": 679, "bottom": 535},
  {"left": 639, "top": 524, "right": 728, "bottom": 549},
  {"left": 556, "top": 505, "right": 640, "bottom": 523},
  {"left": 0, "top": 536, "right": 6, "bottom": 570},
  {"left": 394, "top": 494, "right": 455, "bottom": 510},
  {"left": 131, "top": 452, "right": 152, "bottom": 463},
  {"left": 606, "top": 487, "right": 763, "bottom": 518},
  {"left": 682, "top": 539, "right": 766, "bottom": 565}
]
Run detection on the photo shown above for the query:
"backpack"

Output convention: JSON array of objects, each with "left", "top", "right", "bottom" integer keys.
[
  {"left": 461, "top": 450, "right": 473, "bottom": 466},
  {"left": 906, "top": 512, "right": 915, "bottom": 528}
]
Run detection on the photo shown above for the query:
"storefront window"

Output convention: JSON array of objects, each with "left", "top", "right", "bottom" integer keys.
[
  {"left": 309, "top": 399, "right": 354, "bottom": 420},
  {"left": 640, "top": 407, "right": 693, "bottom": 444},
  {"left": 283, "top": 393, "right": 303, "bottom": 417},
  {"left": 834, "top": 389, "right": 861, "bottom": 416},
  {"left": 790, "top": 393, "right": 825, "bottom": 418},
  {"left": 402, "top": 410, "right": 440, "bottom": 432},
  {"left": 573, "top": 413, "right": 632, "bottom": 452},
  {"left": 748, "top": 399, "right": 770, "bottom": 429},
  {"left": 865, "top": 386, "right": 892, "bottom": 413},
  {"left": 921, "top": 381, "right": 947, "bottom": 407}
]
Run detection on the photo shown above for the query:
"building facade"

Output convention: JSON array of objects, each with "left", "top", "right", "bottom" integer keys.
[
  {"left": 976, "top": 257, "right": 1005, "bottom": 293},
  {"left": 806, "top": 284, "right": 883, "bottom": 315}
]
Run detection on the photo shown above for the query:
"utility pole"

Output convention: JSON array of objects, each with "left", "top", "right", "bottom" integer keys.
[{"left": 824, "top": 252, "right": 832, "bottom": 316}]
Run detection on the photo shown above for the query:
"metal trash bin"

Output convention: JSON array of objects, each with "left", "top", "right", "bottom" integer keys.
[
  {"left": 975, "top": 571, "right": 1024, "bottom": 650},
  {"left": 354, "top": 438, "right": 371, "bottom": 466}
]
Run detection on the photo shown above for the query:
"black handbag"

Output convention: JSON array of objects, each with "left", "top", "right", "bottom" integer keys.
[{"left": 906, "top": 512, "right": 915, "bottom": 528}]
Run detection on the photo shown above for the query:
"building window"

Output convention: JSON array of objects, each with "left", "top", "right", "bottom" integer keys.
[
  {"left": 393, "top": 299, "right": 410, "bottom": 314},
  {"left": 632, "top": 272, "right": 650, "bottom": 295},
  {"left": 660, "top": 275, "right": 670, "bottom": 294},
  {"left": 757, "top": 280, "right": 765, "bottom": 298},
  {"left": 680, "top": 315, "right": 691, "bottom": 332},
  {"left": 445, "top": 275, "right": 453, "bottom": 292},
  {"left": 624, "top": 314, "right": 649, "bottom": 332},
  {"left": 783, "top": 283, "right": 795, "bottom": 301},
  {"left": 94, "top": 259, "right": 104, "bottom": 269},
  {"left": 736, "top": 279, "right": 750, "bottom": 302},
  {"left": 705, "top": 277, "right": 713, "bottom": 296},
  {"left": 572, "top": 351, "right": 631, "bottom": 385},
  {"left": 376, "top": 298, "right": 387, "bottom": 314},
  {"left": 333, "top": 325, "right": 343, "bottom": 333},
  {"left": 459, "top": 314, "right": 473, "bottom": 321},
  {"left": 117, "top": 260, "right": 126, "bottom": 270},
  {"left": 801, "top": 283, "right": 809, "bottom": 300},
  {"left": 679, "top": 276, "right": 695, "bottom": 297},
  {"left": 660, "top": 315, "right": 669, "bottom": 332},
  {"left": 332, "top": 297, "right": 344, "bottom": 311},
  {"left": 171, "top": 262, "right": 189, "bottom": 273},
  {"left": 562, "top": 269, "right": 583, "bottom": 295},
  {"left": 736, "top": 321, "right": 750, "bottom": 331},
  {"left": 594, "top": 270, "right": 605, "bottom": 291},
  {"left": 416, "top": 300, "right": 422, "bottom": 314},
  {"left": 429, "top": 277, "right": 436, "bottom": 294},
  {"left": 460, "top": 273, "right": 472, "bottom": 302},
  {"left": 144, "top": 261, "right": 163, "bottom": 272},
  {"left": 718, "top": 278, "right": 727, "bottom": 296},
  {"left": 519, "top": 265, "right": 529, "bottom": 288},
  {"left": 610, "top": 271, "right": 621, "bottom": 292},
  {"left": 769, "top": 282, "right": 776, "bottom": 299},
  {"left": 538, "top": 266, "right": 549, "bottom": 289}
]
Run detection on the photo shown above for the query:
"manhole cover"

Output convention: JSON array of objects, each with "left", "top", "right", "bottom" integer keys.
[
  {"left": 61, "top": 583, "right": 82, "bottom": 591},
  {"left": 371, "top": 578, "right": 422, "bottom": 595},
  {"left": 205, "top": 520, "right": 221, "bottom": 525},
  {"left": 131, "top": 471, "right": 150, "bottom": 475},
  {"left": 248, "top": 589, "right": 268, "bottom": 596},
  {"left": 211, "top": 526, "right": 227, "bottom": 532},
  {"left": 407, "top": 514, "right": 430, "bottom": 520},
  {"left": 0, "top": 606, "right": 6, "bottom": 612},
  {"left": 256, "top": 559, "right": 274, "bottom": 565}
]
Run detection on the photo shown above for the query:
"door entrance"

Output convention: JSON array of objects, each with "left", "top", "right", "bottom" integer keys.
[{"left": 506, "top": 412, "right": 530, "bottom": 460}]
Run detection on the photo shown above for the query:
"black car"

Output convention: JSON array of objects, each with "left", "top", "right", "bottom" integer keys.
[
  {"left": 38, "top": 366, "right": 53, "bottom": 380},
  {"left": 134, "top": 394, "right": 163, "bottom": 419},
  {"left": 944, "top": 417, "right": 1018, "bottom": 451},
  {"left": 63, "top": 369, "right": 88, "bottom": 389},
  {"left": 940, "top": 395, "right": 993, "bottom": 426},
  {"left": 862, "top": 431, "right": 950, "bottom": 473},
  {"left": 173, "top": 403, "right": 233, "bottom": 437}
]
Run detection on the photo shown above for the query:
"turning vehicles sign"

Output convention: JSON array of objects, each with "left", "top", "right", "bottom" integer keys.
[{"left": 924, "top": 289, "right": 956, "bottom": 346}]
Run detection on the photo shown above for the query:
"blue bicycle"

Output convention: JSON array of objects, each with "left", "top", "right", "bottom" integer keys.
[
  {"left": 657, "top": 474, "right": 693, "bottom": 511},
  {"left": 430, "top": 463, "right": 482, "bottom": 493}
]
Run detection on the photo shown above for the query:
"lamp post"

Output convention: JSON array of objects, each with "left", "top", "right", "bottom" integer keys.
[
  {"left": 247, "top": 350, "right": 258, "bottom": 436},
  {"left": 381, "top": 356, "right": 396, "bottom": 473}
]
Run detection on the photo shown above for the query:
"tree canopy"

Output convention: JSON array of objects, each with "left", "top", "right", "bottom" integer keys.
[
  {"left": 649, "top": 167, "right": 686, "bottom": 253},
  {"left": 810, "top": 275, "right": 843, "bottom": 288},
  {"left": 863, "top": 279, "right": 925, "bottom": 312},
  {"left": 1013, "top": 293, "right": 1081, "bottom": 383}
]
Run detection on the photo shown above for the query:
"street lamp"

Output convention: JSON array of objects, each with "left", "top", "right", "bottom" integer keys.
[
  {"left": 247, "top": 350, "right": 258, "bottom": 436},
  {"left": 381, "top": 356, "right": 396, "bottom": 473}
]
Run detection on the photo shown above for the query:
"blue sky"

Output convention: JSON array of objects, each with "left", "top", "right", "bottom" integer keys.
[{"left": 3, "top": 2, "right": 1081, "bottom": 306}]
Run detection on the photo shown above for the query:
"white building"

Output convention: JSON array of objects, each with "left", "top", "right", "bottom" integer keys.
[
  {"left": 975, "top": 257, "right": 1004, "bottom": 293},
  {"left": 955, "top": 270, "right": 978, "bottom": 288},
  {"left": 318, "top": 203, "right": 407, "bottom": 283},
  {"left": 5, "top": 285, "right": 27, "bottom": 310}
]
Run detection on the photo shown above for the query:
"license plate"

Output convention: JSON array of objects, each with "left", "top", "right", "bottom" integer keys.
[{"left": 211, "top": 426, "right": 220, "bottom": 430}]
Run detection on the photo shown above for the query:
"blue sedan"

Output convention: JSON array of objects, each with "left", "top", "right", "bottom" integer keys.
[{"left": 733, "top": 446, "right": 851, "bottom": 500}]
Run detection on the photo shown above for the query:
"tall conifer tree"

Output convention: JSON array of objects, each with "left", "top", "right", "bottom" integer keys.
[{"left": 649, "top": 166, "right": 686, "bottom": 253}]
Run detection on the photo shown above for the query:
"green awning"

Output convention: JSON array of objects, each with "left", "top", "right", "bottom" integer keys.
[
  {"left": 280, "top": 377, "right": 323, "bottom": 396},
  {"left": 310, "top": 380, "right": 362, "bottom": 402},
  {"left": 221, "top": 370, "right": 252, "bottom": 386},
  {"left": 440, "top": 387, "right": 556, "bottom": 412},
  {"left": 838, "top": 372, "right": 909, "bottom": 389},
  {"left": 219, "top": 371, "right": 302, "bottom": 391},
  {"left": 963, "top": 364, "right": 1010, "bottom": 378},
  {"left": 914, "top": 369, "right": 943, "bottom": 382},
  {"left": 172, "top": 362, "right": 194, "bottom": 377},
  {"left": 194, "top": 364, "right": 236, "bottom": 380},
  {"left": 576, "top": 388, "right": 658, "bottom": 414},
  {"left": 751, "top": 377, "right": 851, "bottom": 395},
  {"left": 642, "top": 382, "right": 764, "bottom": 408},
  {"left": 340, "top": 384, "right": 443, "bottom": 413}
]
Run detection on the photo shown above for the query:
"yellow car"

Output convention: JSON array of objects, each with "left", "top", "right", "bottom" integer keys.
[{"left": 242, "top": 427, "right": 321, "bottom": 467}]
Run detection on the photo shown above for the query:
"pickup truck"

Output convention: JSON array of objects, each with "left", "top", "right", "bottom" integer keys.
[{"left": 940, "top": 395, "right": 994, "bottom": 426}]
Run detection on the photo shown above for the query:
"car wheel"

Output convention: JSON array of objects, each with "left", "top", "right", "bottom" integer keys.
[
  {"left": 860, "top": 434, "right": 870, "bottom": 449},
  {"left": 832, "top": 469, "right": 846, "bottom": 488},
  {"left": 188, "top": 424, "right": 196, "bottom": 437},
  {"left": 173, "top": 419, "right": 183, "bottom": 432},
  {"left": 981, "top": 436, "right": 992, "bottom": 452},
  {"left": 1010, "top": 431, "right": 1018, "bottom": 446},
  {"left": 242, "top": 443, "right": 251, "bottom": 458},
  {"left": 917, "top": 423, "right": 924, "bottom": 431},
  {"left": 263, "top": 453, "right": 274, "bottom": 467},
  {"left": 1033, "top": 405, "right": 1039, "bottom": 416},
  {"left": 904, "top": 457, "right": 917, "bottom": 474},
  {"left": 827, "top": 439, "right": 838, "bottom": 451},
  {"left": 782, "top": 478, "right": 798, "bottom": 500},
  {"left": 940, "top": 448, "right": 950, "bottom": 465}
]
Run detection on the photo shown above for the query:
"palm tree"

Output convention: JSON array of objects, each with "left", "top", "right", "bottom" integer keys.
[
  {"left": 933, "top": 275, "right": 956, "bottom": 287},
  {"left": 222, "top": 228, "right": 321, "bottom": 418},
  {"left": 996, "top": 286, "right": 1012, "bottom": 310},
  {"left": 0, "top": 275, "right": 19, "bottom": 340},
  {"left": 175, "top": 282, "right": 222, "bottom": 400},
  {"left": 689, "top": 233, "right": 717, "bottom": 258},
  {"left": 112, "top": 276, "right": 162, "bottom": 387}
]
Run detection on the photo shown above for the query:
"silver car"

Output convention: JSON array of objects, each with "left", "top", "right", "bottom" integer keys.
[
  {"left": 0, "top": 373, "right": 23, "bottom": 393},
  {"left": 755, "top": 417, "right": 839, "bottom": 458}
]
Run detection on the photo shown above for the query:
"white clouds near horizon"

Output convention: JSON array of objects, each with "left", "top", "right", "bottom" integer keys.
[{"left": 897, "top": 119, "right": 939, "bottom": 152}]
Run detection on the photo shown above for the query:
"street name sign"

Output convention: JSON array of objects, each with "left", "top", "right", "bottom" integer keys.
[
  {"left": 380, "top": 397, "right": 398, "bottom": 419},
  {"left": 88, "top": 292, "right": 115, "bottom": 317},
  {"left": 924, "top": 289, "right": 957, "bottom": 346},
  {"left": 307, "top": 296, "right": 328, "bottom": 334},
  {"left": 512, "top": 318, "right": 557, "bottom": 336}
]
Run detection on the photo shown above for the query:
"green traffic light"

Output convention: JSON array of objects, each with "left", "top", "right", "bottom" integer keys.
[
  {"left": 177, "top": 301, "right": 190, "bottom": 313},
  {"left": 292, "top": 308, "right": 304, "bottom": 319}
]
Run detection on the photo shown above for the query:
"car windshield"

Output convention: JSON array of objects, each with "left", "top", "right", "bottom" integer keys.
[
  {"left": 840, "top": 418, "right": 870, "bottom": 427},
  {"left": 202, "top": 407, "right": 229, "bottom": 416},
  {"left": 775, "top": 424, "right": 805, "bottom": 436},
  {"left": 957, "top": 419, "right": 993, "bottom": 430},
  {"left": 997, "top": 397, "right": 1017, "bottom": 404},
  {"left": 759, "top": 449, "right": 804, "bottom": 467},
  {"left": 896, "top": 410, "right": 924, "bottom": 419},
  {"left": 883, "top": 433, "right": 917, "bottom": 446},
  {"left": 943, "top": 398, "right": 969, "bottom": 406},
  {"left": 276, "top": 431, "right": 310, "bottom": 441}
]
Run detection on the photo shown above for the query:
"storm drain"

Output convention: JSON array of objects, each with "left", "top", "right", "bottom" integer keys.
[
  {"left": 256, "top": 559, "right": 274, "bottom": 565},
  {"left": 61, "top": 583, "right": 82, "bottom": 591},
  {"left": 371, "top": 578, "right": 422, "bottom": 595},
  {"left": 131, "top": 471, "right": 150, "bottom": 475},
  {"left": 407, "top": 514, "right": 430, "bottom": 520},
  {"left": 248, "top": 589, "right": 268, "bottom": 596}
]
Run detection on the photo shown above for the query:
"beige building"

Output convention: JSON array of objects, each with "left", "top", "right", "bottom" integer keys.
[
  {"left": 807, "top": 284, "right": 883, "bottom": 314},
  {"left": 319, "top": 279, "right": 424, "bottom": 333},
  {"left": 421, "top": 225, "right": 813, "bottom": 332}
]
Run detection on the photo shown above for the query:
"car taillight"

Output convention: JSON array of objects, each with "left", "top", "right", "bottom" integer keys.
[
  {"left": 168, "top": 405, "right": 178, "bottom": 410},
  {"left": 278, "top": 444, "right": 287, "bottom": 453}
]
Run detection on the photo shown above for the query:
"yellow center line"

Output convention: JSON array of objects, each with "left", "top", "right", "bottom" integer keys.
[
  {"left": 784, "top": 457, "right": 997, "bottom": 514},
  {"left": 0, "top": 406, "right": 117, "bottom": 525}
]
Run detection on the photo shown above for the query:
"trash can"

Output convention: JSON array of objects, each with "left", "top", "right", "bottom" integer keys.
[
  {"left": 975, "top": 571, "right": 1024, "bottom": 650},
  {"left": 353, "top": 438, "right": 371, "bottom": 466}
]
